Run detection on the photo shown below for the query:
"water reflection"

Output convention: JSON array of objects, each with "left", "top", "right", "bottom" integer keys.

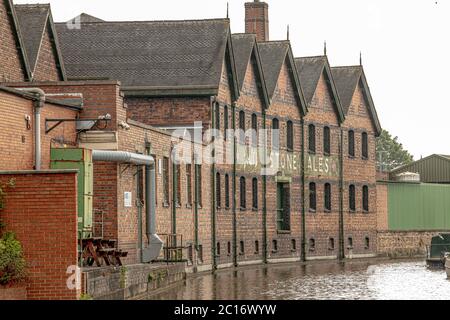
[{"left": 146, "top": 260, "right": 450, "bottom": 300}]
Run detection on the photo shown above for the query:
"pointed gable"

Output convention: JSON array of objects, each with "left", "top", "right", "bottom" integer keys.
[
  {"left": 295, "top": 56, "right": 345, "bottom": 123},
  {"left": 231, "top": 33, "right": 270, "bottom": 108},
  {"left": 0, "top": 0, "right": 31, "bottom": 81},
  {"left": 331, "top": 66, "right": 381, "bottom": 136},
  {"left": 258, "top": 41, "right": 306, "bottom": 115},
  {"left": 14, "top": 4, "right": 66, "bottom": 81}
]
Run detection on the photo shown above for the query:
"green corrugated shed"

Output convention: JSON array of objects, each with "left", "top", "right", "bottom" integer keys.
[
  {"left": 390, "top": 154, "right": 450, "bottom": 183},
  {"left": 388, "top": 182, "right": 450, "bottom": 230}
]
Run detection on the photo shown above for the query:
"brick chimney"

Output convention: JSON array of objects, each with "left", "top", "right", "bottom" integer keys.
[{"left": 245, "top": 0, "right": 269, "bottom": 42}]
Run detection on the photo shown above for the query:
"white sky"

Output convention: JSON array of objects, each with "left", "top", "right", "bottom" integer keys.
[{"left": 13, "top": 0, "right": 449, "bottom": 159}]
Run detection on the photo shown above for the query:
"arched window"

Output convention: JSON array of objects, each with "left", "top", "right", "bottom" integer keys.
[
  {"left": 291, "top": 239, "right": 297, "bottom": 251},
  {"left": 272, "top": 239, "right": 278, "bottom": 252},
  {"left": 348, "top": 130, "right": 355, "bottom": 157},
  {"left": 239, "top": 241, "right": 245, "bottom": 254},
  {"left": 227, "top": 242, "right": 231, "bottom": 255},
  {"left": 329, "top": 238, "right": 335, "bottom": 250},
  {"left": 225, "top": 174, "right": 230, "bottom": 209},
  {"left": 309, "top": 238, "right": 316, "bottom": 251},
  {"left": 348, "top": 237, "right": 353, "bottom": 249},
  {"left": 323, "top": 126, "right": 331, "bottom": 155},
  {"left": 362, "top": 132, "right": 368, "bottom": 159},
  {"left": 239, "top": 111, "right": 245, "bottom": 143},
  {"left": 349, "top": 184, "right": 356, "bottom": 212},
  {"left": 240, "top": 176, "right": 246, "bottom": 209},
  {"left": 324, "top": 183, "right": 331, "bottom": 211},
  {"left": 252, "top": 178, "right": 258, "bottom": 209},
  {"left": 272, "top": 118, "right": 279, "bottom": 149},
  {"left": 223, "top": 105, "right": 228, "bottom": 140},
  {"left": 365, "top": 237, "right": 370, "bottom": 249},
  {"left": 308, "top": 124, "right": 316, "bottom": 153},
  {"left": 216, "top": 172, "right": 221, "bottom": 209},
  {"left": 215, "top": 102, "right": 220, "bottom": 130},
  {"left": 251, "top": 113, "right": 258, "bottom": 146},
  {"left": 309, "top": 182, "right": 316, "bottom": 211},
  {"left": 254, "top": 240, "right": 259, "bottom": 254},
  {"left": 216, "top": 242, "right": 221, "bottom": 256},
  {"left": 287, "top": 120, "right": 294, "bottom": 150},
  {"left": 363, "top": 185, "right": 369, "bottom": 212}
]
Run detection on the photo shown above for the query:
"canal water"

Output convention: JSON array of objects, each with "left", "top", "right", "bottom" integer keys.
[{"left": 147, "top": 259, "right": 450, "bottom": 300}]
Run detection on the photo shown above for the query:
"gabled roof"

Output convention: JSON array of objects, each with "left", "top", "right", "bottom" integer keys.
[
  {"left": 74, "top": 13, "right": 105, "bottom": 23},
  {"left": 295, "top": 55, "right": 345, "bottom": 123},
  {"left": 2, "top": 0, "right": 32, "bottom": 80},
  {"left": 55, "top": 18, "right": 239, "bottom": 99},
  {"left": 14, "top": 4, "right": 66, "bottom": 80},
  {"left": 258, "top": 41, "right": 307, "bottom": 116},
  {"left": 231, "top": 33, "right": 270, "bottom": 109},
  {"left": 331, "top": 66, "right": 382, "bottom": 136}
]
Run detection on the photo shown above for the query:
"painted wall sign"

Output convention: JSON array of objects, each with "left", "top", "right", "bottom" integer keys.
[
  {"left": 124, "top": 192, "right": 132, "bottom": 207},
  {"left": 305, "top": 154, "right": 340, "bottom": 178}
]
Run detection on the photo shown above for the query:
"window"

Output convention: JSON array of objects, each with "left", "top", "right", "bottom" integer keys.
[
  {"left": 175, "top": 164, "right": 181, "bottom": 206},
  {"left": 198, "top": 245, "right": 203, "bottom": 263},
  {"left": 309, "top": 238, "right": 316, "bottom": 251},
  {"left": 323, "top": 126, "right": 331, "bottom": 155},
  {"left": 287, "top": 120, "right": 294, "bottom": 150},
  {"left": 291, "top": 239, "right": 297, "bottom": 251},
  {"left": 308, "top": 124, "right": 316, "bottom": 153},
  {"left": 324, "top": 183, "right": 332, "bottom": 211},
  {"left": 252, "top": 178, "right": 258, "bottom": 209},
  {"left": 216, "top": 242, "right": 221, "bottom": 256},
  {"left": 215, "top": 102, "right": 220, "bottom": 130},
  {"left": 196, "top": 164, "right": 202, "bottom": 208},
  {"left": 328, "top": 238, "right": 335, "bottom": 251},
  {"left": 362, "top": 185, "right": 369, "bottom": 212},
  {"left": 251, "top": 113, "right": 258, "bottom": 146},
  {"left": 227, "top": 242, "right": 231, "bottom": 256},
  {"left": 239, "top": 241, "right": 245, "bottom": 255},
  {"left": 348, "top": 130, "right": 355, "bottom": 157},
  {"left": 277, "top": 183, "right": 291, "bottom": 231},
  {"left": 272, "top": 118, "right": 279, "bottom": 149},
  {"left": 254, "top": 240, "right": 259, "bottom": 254},
  {"left": 365, "top": 237, "right": 370, "bottom": 249},
  {"left": 240, "top": 176, "right": 246, "bottom": 209},
  {"left": 224, "top": 105, "right": 229, "bottom": 140},
  {"left": 309, "top": 182, "right": 316, "bottom": 211},
  {"left": 272, "top": 240, "right": 278, "bottom": 252},
  {"left": 347, "top": 237, "right": 353, "bottom": 249},
  {"left": 349, "top": 184, "right": 356, "bottom": 212},
  {"left": 216, "top": 172, "right": 221, "bottom": 209},
  {"left": 239, "top": 111, "right": 246, "bottom": 143},
  {"left": 362, "top": 132, "right": 368, "bottom": 159},
  {"left": 186, "top": 164, "right": 192, "bottom": 206},
  {"left": 163, "top": 157, "right": 170, "bottom": 205},
  {"left": 225, "top": 174, "right": 230, "bottom": 209}
]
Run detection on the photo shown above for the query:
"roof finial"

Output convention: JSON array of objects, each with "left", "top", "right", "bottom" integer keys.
[
  {"left": 324, "top": 41, "right": 327, "bottom": 56},
  {"left": 226, "top": 2, "right": 229, "bottom": 19},
  {"left": 287, "top": 24, "right": 290, "bottom": 40},
  {"left": 360, "top": 51, "right": 362, "bottom": 66}
]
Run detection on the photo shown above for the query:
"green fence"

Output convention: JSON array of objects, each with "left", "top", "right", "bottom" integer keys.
[{"left": 388, "top": 183, "right": 450, "bottom": 230}]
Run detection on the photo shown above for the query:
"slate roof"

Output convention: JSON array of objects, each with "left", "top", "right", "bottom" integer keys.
[
  {"left": 14, "top": 4, "right": 66, "bottom": 80},
  {"left": 55, "top": 18, "right": 238, "bottom": 97},
  {"left": 74, "top": 13, "right": 105, "bottom": 23},
  {"left": 231, "top": 33, "right": 270, "bottom": 108},
  {"left": 258, "top": 41, "right": 307, "bottom": 115},
  {"left": 295, "top": 56, "right": 345, "bottom": 123},
  {"left": 331, "top": 66, "right": 382, "bottom": 136}
]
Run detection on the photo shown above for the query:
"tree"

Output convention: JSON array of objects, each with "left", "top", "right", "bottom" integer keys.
[{"left": 376, "top": 129, "right": 413, "bottom": 171}]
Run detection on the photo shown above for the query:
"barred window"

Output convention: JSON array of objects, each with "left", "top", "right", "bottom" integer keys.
[
  {"left": 348, "top": 130, "right": 355, "bottom": 157},
  {"left": 349, "top": 184, "right": 356, "bottom": 212},
  {"left": 216, "top": 172, "right": 221, "bottom": 209},
  {"left": 323, "top": 126, "right": 331, "bottom": 155},
  {"left": 324, "top": 183, "right": 331, "bottom": 211},
  {"left": 240, "top": 176, "right": 246, "bottom": 209},
  {"left": 309, "top": 182, "right": 316, "bottom": 211},
  {"left": 287, "top": 120, "right": 294, "bottom": 151},
  {"left": 308, "top": 124, "right": 316, "bottom": 153},
  {"left": 225, "top": 174, "right": 230, "bottom": 209},
  {"left": 363, "top": 185, "right": 369, "bottom": 212},
  {"left": 362, "top": 132, "right": 368, "bottom": 159},
  {"left": 252, "top": 178, "right": 258, "bottom": 209}
]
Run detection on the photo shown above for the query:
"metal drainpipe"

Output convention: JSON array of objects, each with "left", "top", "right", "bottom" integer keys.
[
  {"left": 300, "top": 118, "right": 306, "bottom": 262},
  {"left": 194, "top": 153, "right": 199, "bottom": 250},
  {"left": 137, "top": 167, "right": 144, "bottom": 263},
  {"left": 17, "top": 88, "right": 45, "bottom": 170},
  {"left": 338, "top": 128, "right": 345, "bottom": 260},
  {"left": 171, "top": 146, "right": 177, "bottom": 238},
  {"left": 211, "top": 96, "right": 217, "bottom": 270},
  {"left": 262, "top": 109, "right": 268, "bottom": 264},
  {"left": 232, "top": 102, "right": 238, "bottom": 267}
]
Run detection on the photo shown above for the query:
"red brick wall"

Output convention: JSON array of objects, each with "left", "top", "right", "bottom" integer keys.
[
  {"left": 0, "top": 89, "right": 77, "bottom": 171},
  {"left": 245, "top": 1, "right": 269, "bottom": 42},
  {"left": 0, "top": 171, "right": 79, "bottom": 300},
  {"left": 0, "top": 0, "right": 25, "bottom": 82},
  {"left": 32, "top": 22, "right": 61, "bottom": 82}
]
